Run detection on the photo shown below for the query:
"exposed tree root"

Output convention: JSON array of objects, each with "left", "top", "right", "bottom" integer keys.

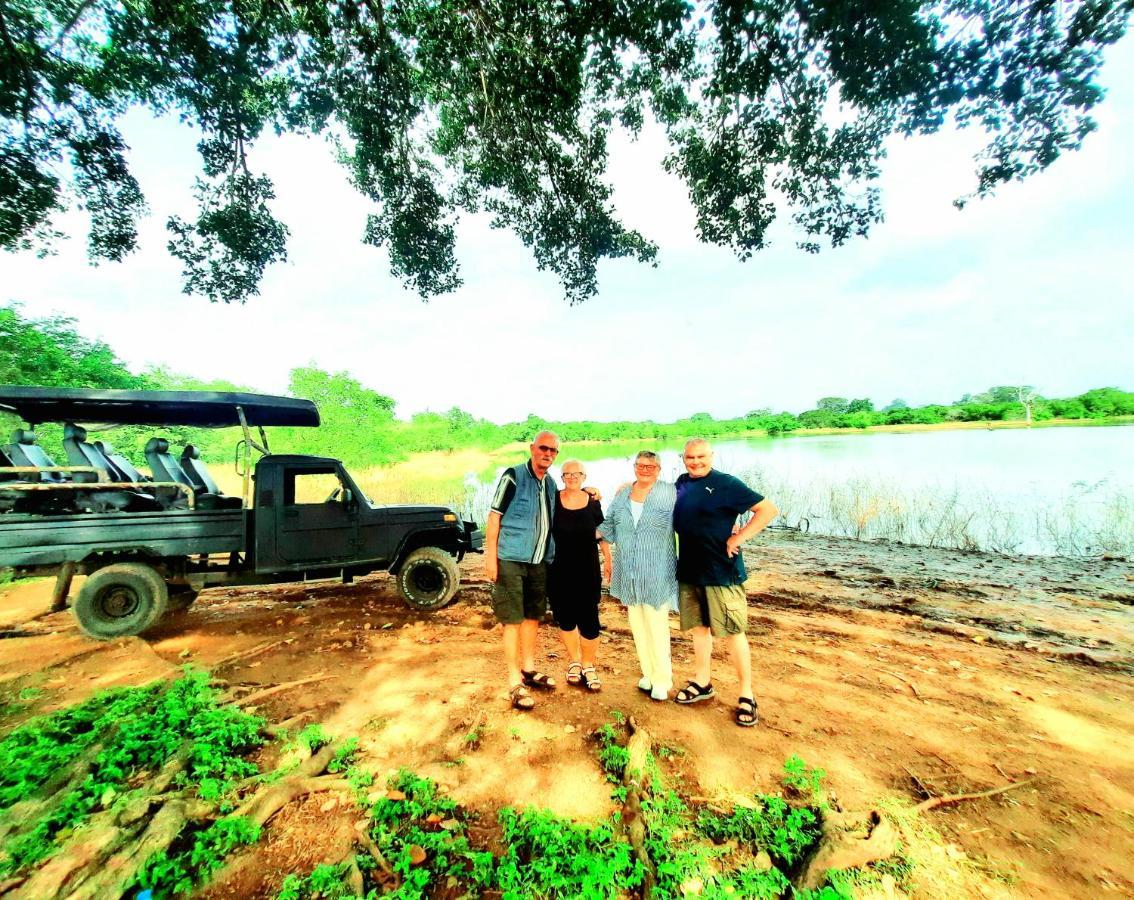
[
  {"left": 4, "top": 727, "right": 354, "bottom": 900},
  {"left": 230, "top": 672, "right": 332, "bottom": 708},
  {"left": 879, "top": 668, "right": 924, "bottom": 701},
  {"left": 798, "top": 809, "right": 898, "bottom": 891},
  {"left": 622, "top": 718, "right": 657, "bottom": 900},
  {"left": 914, "top": 778, "right": 1037, "bottom": 813},
  {"left": 264, "top": 709, "right": 319, "bottom": 737},
  {"left": 65, "top": 800, "right": 190, "bottom": 899},
  {"left": 233, "top": 742, "right": 347, "bottom": 827},
  {"left": 354, "top": 819, "right": 397, "bottom": 884},
  {"left": 212, "top": 640, "right": 287, "bottom": 671}
]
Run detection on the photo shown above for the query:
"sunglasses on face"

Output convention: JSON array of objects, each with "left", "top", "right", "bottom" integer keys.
[
  {"left": 536, "top": 445, "right": 559, "bottom": 454},
  {"left": 635, "top": 464, "right": 659, "bottom": 470}
]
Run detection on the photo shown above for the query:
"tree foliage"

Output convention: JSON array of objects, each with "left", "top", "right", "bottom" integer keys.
[
  {"left": 1, "top": 1, "right": 1129, "bottom": 304},
  {"left": 0, "top": 303, "right": 144, "bottom": 388}
]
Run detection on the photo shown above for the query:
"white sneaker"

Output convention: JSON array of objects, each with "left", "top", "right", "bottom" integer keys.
[
  {"left": 637, "top": 676, "right": 652, "bottom": 692},
  {"left": 650, "top": 685, "right": 670, "bottom": 701}
]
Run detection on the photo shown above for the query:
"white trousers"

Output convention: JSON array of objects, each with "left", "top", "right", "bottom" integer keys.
[{"left": 626, "top": 604, "right": 673, "bottom": 693}]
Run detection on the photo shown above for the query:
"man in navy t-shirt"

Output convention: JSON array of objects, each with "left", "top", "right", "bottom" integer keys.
[{"left": 673, "top": 438, "right": 778, "bottom": 727}]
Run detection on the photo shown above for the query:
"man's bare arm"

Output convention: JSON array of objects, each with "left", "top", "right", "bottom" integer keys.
[
  {"left": 726, "top": 499, "right": 779, "bottom": 558},
  {"left": 484, "top": 511, "right": 502, "bottom": 582}
]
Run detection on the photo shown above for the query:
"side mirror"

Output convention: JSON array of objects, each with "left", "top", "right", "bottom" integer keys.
[{"left": 342, "top": 488, "right": 354, "bottom": 506}]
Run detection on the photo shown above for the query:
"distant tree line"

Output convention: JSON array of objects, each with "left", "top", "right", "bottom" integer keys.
[{"left": 2, "top": 304, "right": 1132, "bottom": 469}]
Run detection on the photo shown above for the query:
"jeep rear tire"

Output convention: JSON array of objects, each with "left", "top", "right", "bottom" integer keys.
[
  {"left": 397, "top": 547, "right": 460, "bottom": 611},
  {"left": 74, "top": 563, "right": 169, "bottom": 639}
]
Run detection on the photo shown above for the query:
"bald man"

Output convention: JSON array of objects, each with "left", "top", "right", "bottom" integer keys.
[
  {"left": 673, "top": 438, "right": 778, "bottom": 727},
  {"left": 484, "top": 431, "right": 561, "bottom": 710}
]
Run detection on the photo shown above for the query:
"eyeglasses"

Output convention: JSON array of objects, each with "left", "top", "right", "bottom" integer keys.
[
  {"left": 535, "top": 445, "right": 559, "bottom": 454},
  {"left": 563, "top": 471, "right": 585, "bottom": 478},
  {"left": 635, "top": 464, "right": 659, "bottom": 471}
]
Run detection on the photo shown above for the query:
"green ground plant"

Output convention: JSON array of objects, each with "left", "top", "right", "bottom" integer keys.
[
  {"left": 277, "top": 861, "right": 360, "bottom": 899},
  {"left": 367, "top": 768, "right": 496, "bottom": 898},
  {"left": 495, "top": 807, "right": 643, "bottom": 898}
]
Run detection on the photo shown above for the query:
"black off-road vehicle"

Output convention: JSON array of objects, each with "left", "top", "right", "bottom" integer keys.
[{"left": 0, "top": 386, "right": 481, "bottom": 639}]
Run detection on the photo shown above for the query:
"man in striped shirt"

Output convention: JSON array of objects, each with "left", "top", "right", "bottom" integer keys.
[{"left": 484, "top": 431, "right": 561, "bottom": 710}]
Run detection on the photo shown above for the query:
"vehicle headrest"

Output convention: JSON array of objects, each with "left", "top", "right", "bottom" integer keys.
[
  {"left": 11, "top": 429, "right": 37, "bottom": 446},
  {"left": 145, "top": 437, "right": 170, "bottom": 454},
  {"left": 93, "top": 440, "right": 115, "bottom": 455},
  {"left": 181, "top": 444, "right": 201, "bottom": 460},
  {"left": 63, "top": 423, "right": 88, "bottom": 442}
]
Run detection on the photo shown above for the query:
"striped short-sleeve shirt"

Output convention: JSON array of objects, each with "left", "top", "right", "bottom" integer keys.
[{"left": 598, "top": 481, "right": 678, "bottom": 610}]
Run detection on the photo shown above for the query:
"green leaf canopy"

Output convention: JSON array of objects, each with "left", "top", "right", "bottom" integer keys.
[{"left": 1, "top": 0, "right": 1129, "bottom": 303}]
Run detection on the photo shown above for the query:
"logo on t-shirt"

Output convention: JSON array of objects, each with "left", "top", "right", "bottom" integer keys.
[{"left": 705, "top": 487, "right": 714, "bottom": 494}]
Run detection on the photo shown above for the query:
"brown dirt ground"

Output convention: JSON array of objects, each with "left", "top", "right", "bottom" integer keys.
[{"left": 1, "top": 531, "right": 1132, "bottom": 898}]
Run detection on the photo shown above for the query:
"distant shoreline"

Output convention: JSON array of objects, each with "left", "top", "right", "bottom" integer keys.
[
  {"left": 363, "top": 415, "right": 1133, "bottom": 481},
  {"left": 477, "top": 414, "right": 1134, "bottom": 457}
]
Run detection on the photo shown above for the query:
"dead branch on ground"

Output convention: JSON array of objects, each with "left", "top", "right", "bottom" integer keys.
[{"left": 914, "top": 778, "right": 1037, "bottom": 813}]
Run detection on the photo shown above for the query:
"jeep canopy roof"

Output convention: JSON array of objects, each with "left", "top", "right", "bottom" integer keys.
[{"left": 0, "top": 386, "right": 320, "bottom": 428}]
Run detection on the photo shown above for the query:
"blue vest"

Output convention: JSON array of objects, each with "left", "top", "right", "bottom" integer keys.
[{"left": 498, "top": 464, "right": 556, "bottom": 564}]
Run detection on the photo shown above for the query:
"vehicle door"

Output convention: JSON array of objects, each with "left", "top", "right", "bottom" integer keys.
[{"left": 275, "top": 464, "right": 359, "bottom": 565}]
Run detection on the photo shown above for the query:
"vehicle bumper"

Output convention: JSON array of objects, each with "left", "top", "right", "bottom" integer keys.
[{"left": 463, "top": 521, "right": 484, "bottom": 552}]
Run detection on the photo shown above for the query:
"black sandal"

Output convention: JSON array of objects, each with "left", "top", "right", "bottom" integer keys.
[
  {"left": 521, "top": 670, "right": 556, "bottom": 691},
  {"left": 735, "top": 696, "right": 759, "bottom": 727},
  {"left": 510, "top": 685, "right": 535, "bottom": 711},
  {"left": 674, "top": 681, "right": 715, "bottom": 704},
  {"left": 580, "top": 666, "right": 602, "bottom": 692}
]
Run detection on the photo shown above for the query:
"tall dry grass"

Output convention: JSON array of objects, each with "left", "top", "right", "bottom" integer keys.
[{"left": 742, "top": 465, "right": 1134, "bottom": 557}]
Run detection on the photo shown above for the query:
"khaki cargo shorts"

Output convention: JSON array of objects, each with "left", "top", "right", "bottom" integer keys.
[{"left": 678, "top": 582, "right": 748, "bottom": 636}]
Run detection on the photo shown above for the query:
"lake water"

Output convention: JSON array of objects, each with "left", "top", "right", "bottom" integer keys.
[{"left": 468, "top": 426, "right": 1134, "bottom": 556}]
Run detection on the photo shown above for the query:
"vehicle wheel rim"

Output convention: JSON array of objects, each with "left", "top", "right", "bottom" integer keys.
[
  {"left": 411, "top": 564, "right": 444, "bottom": 598},
  {"left": 97, "top": 586, "right": 140, "bottom": 619}
]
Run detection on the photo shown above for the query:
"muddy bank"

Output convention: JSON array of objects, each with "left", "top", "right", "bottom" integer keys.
[{"left": 747, "top": 529, "right": 1134, "bottom": 673}]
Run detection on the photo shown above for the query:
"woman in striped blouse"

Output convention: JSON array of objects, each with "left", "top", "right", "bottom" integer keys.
[{"left": 599, "top": 450, "right": 678, "bottom": 701}]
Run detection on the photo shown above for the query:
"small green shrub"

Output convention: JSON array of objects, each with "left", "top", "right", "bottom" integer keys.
[
  {"left": 696, "top": 795, "right": 821, "bottom": 867},
  {"left": 782, "top": 754, "right": 827, "bottom": 799}
]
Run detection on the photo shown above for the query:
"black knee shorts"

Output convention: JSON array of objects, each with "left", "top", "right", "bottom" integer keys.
[{"left": 551, "top": 594, "right": 601, "bottom": 640}]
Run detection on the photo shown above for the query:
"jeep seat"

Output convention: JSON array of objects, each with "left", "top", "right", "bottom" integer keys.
[
  {"left": 180, "top": 445, "right": 224, "bottom": 495},
  {"left": 93, "top": 439, "right": 147, "bottom": 483},
  {"left": 0, "top": 446, "right": 32, "bottom": 512},
  {"left": 63, "top": 424, "right": 162, "bottom": 512},
  {"left": 62, "top": 423, "right": 111, "bottom": 484},
  {"left": 5, "top": 429, "right": 67, "bottom": 482},
  {"left": 146, "top": 438, "right": 240, "bottom": 510}
]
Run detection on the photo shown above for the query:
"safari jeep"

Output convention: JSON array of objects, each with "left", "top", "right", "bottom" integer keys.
[{"left": 0, "top": 386, "right": 481, "bottom": 639}]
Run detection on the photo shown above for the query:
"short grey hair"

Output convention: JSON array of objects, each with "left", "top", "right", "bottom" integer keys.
[
  {"left": 635, "top": 450, "right": 660, "bottom": 463},
  {"left": 683, "top": 438, "right": 711, "bottom": 453},
  {"left": 560, "top": 458, "right": 585, "bottom": 474}
]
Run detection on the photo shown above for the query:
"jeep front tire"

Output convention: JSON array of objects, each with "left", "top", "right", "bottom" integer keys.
[{"left": 397, "top": 547, "right": 460, "bottom": 611}]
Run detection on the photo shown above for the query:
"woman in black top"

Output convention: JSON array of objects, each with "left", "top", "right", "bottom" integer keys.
[{"left": 549, "top": 459, "right": 611, "bottom": 691}]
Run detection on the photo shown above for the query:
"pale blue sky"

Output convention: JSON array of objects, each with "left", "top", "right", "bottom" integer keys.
[{"left": 2, "top": 39, "right": 1132, "bottom": 422}]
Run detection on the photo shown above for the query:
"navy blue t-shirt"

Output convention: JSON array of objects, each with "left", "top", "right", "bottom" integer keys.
[{"left": 674, "top": 469, "right": 764, "bottom": 586}]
